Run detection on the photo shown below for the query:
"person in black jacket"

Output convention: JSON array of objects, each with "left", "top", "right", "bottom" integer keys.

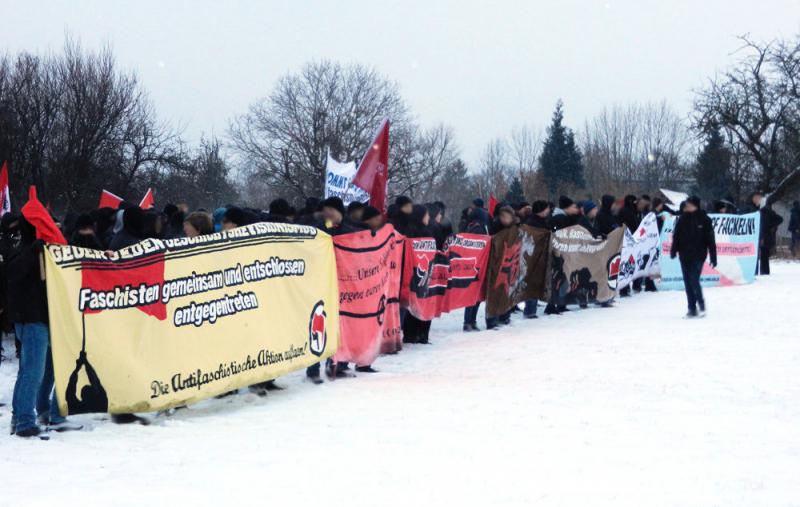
[
  {"left": 462, "top": 208, "right": 491, "bottom": 331},
  {"left": 548, "top": 196, "right": 579, "bottom": 230},
  {"left": 578, "top": 201, "right": 602, "bottom": 238},
  {"left": 403, "top": 205, "right": 436, "bottom": 342},
  {"left": 525, "top": 200, "right": 551, "bottom": 230},
  {"left": 109, "top": 206, "right": 146, "bottom": 251},
  {"left": 670, "top": 196, "right": 717, "bottom": 318},
  {"left": 747, "top": 192, "right": 783, "bottom": 275},
  {"left": 595, "top": 195, "right": 617, "bottom": 236},
  {"left": 8, "top": 217, "right": 81, "bottom": 436},
  {"left": 789, "top": 200, "right": 800, "bottom": 257},
  {"left": 617, "top": 194, "right": 640, "bottom": 235}
]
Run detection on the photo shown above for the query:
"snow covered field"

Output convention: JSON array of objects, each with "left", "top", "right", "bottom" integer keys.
[{"left": 1, "top": 262, "right": 799, "bottom": 507}]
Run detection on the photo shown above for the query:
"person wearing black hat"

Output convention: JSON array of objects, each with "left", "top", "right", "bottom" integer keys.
[
  {"left": 617, "top": 195, "right": 641, "bottom": 297},
  {"left": 70, "top": 214, "right": 103, "bottom": 250},
  {"left": 221, "top": 206, "right": 250, "bottom": 230},
  {"left": 617, "top": 195, "right": 640, "bottom": 234},
  {"left": 518, "top": 201, "right": 552, "bottom": 319},
  {"left": 596, "top": 195, "right": 618, "bottom": 236},
  {"left": 264, "top": 198, "right": 292, "bottom": 223},
  {"left": 461, "top": 207, "right": 492, "bottom": 331},
  {"left": 347, "top": 201, "right": 366, "bottom": 223},
  {"left": 670, "top": 196, "right": 716, "bottom": 318},
  {"left": 389, "top": 196, "right": 414, "bottom": 234},
  {"left": 361, "top": 205, "right": 383, "bottom": 232},
  {"left": 305, "top": 197, "right": 362, "bottom": 382},
  {"left": 486, "top": 206, "right": 517, "bottom": 329},
  {"left": 747, "top": 191, "right": 783, "bottom": 275},
  {"left": 109, "top": 206, "right": 146, "bottom": 251},
  {"left": 403, "top": 205, "right": 437, "bottom": 342},
  {"left": 434, "top": 200, "right": 454, "bottom": 238},
  {"left": 548, "top": 196, "right": 579, "bottom": 230}
]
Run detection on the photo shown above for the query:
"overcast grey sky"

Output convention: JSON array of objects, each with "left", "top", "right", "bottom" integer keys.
[{"left": 3, "top": 0, "right": 799, "bottom": 165}]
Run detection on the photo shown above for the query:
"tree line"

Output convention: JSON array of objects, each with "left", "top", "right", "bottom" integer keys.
[{"left": 2, "top": 34, "right": 799, "bottom": 216}]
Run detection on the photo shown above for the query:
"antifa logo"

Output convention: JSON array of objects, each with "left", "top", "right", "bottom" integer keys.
[
  {"left": 607, "top": 253, "right": 621, "bottom": 290},
  {"left": 569, "top": 268, "right": 598, "bottom": 302},
  {"left": 308, "top": 301, "right": 327, "bottom": 357},
  {"left": 493, "top": 239, "right": 522, "bottom": 293},
  {"left": 620, "top": 254, "right": 636, "bottom": 280},
  {"left": 410, "top": 251, "right": 478, "bottom": 299},
  {"left": 637, "top": 252, "right": 651, "bottom": 270}
]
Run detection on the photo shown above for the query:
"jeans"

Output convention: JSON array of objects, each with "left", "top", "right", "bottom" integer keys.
[
  {"left": 463, "top": 303, "right": 480, "bottom": 324},
  {"left": 12, "top": 323, "right": 65, "bottom": 432},
  {"left": 523, "top": 299, "right": 538, "bottom": 317},
  {"left": 680, "top": 259, "right": 705, "bottom": 312}
]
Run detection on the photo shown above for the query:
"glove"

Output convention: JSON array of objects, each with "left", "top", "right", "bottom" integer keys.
[
  {"left": 670, "top": 253, "right": 676, "bottom": 260},
  {"left": 710, "top": 260, "right": 717, "bottom": 268}
]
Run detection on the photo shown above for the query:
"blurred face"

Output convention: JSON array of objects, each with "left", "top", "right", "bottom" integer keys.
[
  {"left": 221, "top": 219, "right": 236, "bottom": 231},
  {"left": 350, "top": 209, "right": 364, "bottom": 222},
  {"left": 587, "top": 208, "right": 599, "bottom": 219},
  {"left": 537, "top": 206, "right": 551, "bottom": 218},
  {"left": 637, "top": 200, "right": 650, "bottom": 212},
  {"left": 400, "top": 203, "right": 413, "bottom": 215},
  {"left": 421, "top": 212, "right": 430, "bottom": 226},
  {"left": 184, "top": 221, "right": 200, "bottom": 238},
  {"left": 322, "top": 207, "right": 343, "bottom": 225},
  {"left": 564, "top": 204, "right": 579, "bottom": 216},
  {"left": 365, "top": 215, "right": 383, "bottom": 231},
  {"left": 752, "top": 194, "right": 763, "bottom": 207},
  {"left": 684, "top": 201, "right": 698, "bottom": 213},
  {"left": 499, "top": 211, "right": 514, "bottom": 226}
]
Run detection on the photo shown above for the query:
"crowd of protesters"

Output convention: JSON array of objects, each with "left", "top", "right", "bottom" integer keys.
[{"left": 0, "top": 188, "right": 788, "bottom": 438}]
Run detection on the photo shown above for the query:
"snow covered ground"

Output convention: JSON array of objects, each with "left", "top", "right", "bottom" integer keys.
[{"left": 1, "top": 262, "right": 799, "bottom": 507}]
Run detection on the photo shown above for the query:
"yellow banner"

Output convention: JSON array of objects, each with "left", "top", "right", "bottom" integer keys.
[{"left": 44, "top": 223, "right": 339, "bottom": 415}]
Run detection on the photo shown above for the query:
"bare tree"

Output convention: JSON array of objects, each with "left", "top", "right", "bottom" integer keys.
[
  {"left": 229, "top": 60, "right": 418, "bottom": 201},
  {"left": 0, "top": 38, "right": 181, "bottom": 210},
  {"left": 581, "top": 101, "right": 691, "bottom": 196},
  {"left": 470, "top": 138, "right": 510, "bottom": 198},
  {"left": 694, "top": 34, "right": 800, "bottom": 201}
]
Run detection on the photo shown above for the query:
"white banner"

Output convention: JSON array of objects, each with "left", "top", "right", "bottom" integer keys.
[
  {"left": 617, "top": 212, "right": 661, "bottom": 291},
  {"left": 324, "top": 154, "right": 369, "bottom": 205}
]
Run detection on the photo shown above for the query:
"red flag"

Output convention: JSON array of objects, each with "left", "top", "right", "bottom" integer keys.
[
  {"left": 139, "top": 188, "right": 155, "bottom": 209},
  {"left": 98, "top": 189, "right": 123, "bottom": 209},
  {"left": 0, "top": 161, "right": 10, "bottom": 218},
  {"left": 352, "top": 119, "right": 389, "bottom": 214},
  {"left": 21, "top": 186, "right": 66, "bottom": 245},
  {"left": 488, "top": 194, "right": 498, "bottom": 218}
]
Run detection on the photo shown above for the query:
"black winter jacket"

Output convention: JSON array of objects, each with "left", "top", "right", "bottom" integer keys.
[
  {"left": 596, "top": 195, "right": 618, "bottom": 235},
  {"left": 671, "top": 210, "right": 717, "bottom": 265},
  {"left": 6, "top": 241, "right": 49, "bottom": 324}
]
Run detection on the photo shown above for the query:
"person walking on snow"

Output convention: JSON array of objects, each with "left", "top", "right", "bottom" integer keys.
[{"left": 669, "top": 196, "right": 717, "bottom": 318}]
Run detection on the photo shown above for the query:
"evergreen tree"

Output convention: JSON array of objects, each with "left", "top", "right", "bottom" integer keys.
[
  {"left": 693, "top": 126, "right": 732, "bottom": 201},
  {"left": 504, "top": 176, "right": 525, "bottom": 204},
  {"left": 539, "top": 101, "right": 585, "bottom": 197}
]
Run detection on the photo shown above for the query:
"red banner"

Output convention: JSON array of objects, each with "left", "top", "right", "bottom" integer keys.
[
  {"left": 400, "top": 233, "right": 491, "bottom": 320},
  {"left": 333, "top": 225, "right": 404, "bottom": 365}
]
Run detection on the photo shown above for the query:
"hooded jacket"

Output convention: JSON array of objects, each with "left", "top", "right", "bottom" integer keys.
[
  {"left": 596, "top": 195, "right": 618, "bottom": 235},
  {"left": 617, "top": 195, "right": 640, "bottom": 233},
  {"left": 6, "top": 219, "right": 48, "bottom": 324}
]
